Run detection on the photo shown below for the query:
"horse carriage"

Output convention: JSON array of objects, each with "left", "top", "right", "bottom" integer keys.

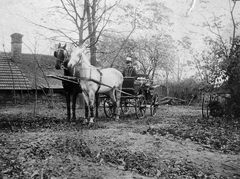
[
  {"left": 52, "top": 44, "right": 159, "bottom": 124},
  {"left": 201, "top": 91, "right": 231, "bottom": 118},
  {"left": 103, "top": 75, "right": 160, "bottom": 118},
  {"left": 49, "top": 74, "right": 160, "bottom": 119}
]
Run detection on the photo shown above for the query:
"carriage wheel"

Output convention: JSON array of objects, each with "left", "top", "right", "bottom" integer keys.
[
  {"left": 150, "top": 93, "right": 159, "bottom": 116},
  {"left": 103, "top": 98, "right": 114, "bottom": 118},
  {"left": 135, "top": 95, "right": 147, "bottom": 119},
  {"left": 120, "top": 99, "right": 131, "bottom": 115}
]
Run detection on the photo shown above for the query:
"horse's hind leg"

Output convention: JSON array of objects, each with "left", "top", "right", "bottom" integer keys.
[
  {"left": 115, "top": 92, "right": 121, "bottom": 120},
  {"left": 115, "top": 87, "right": 122, "bottom": 120},
  {"left": 109, "top": 89, "right": 118, "bottom": 120},
  {"left": 82, "top": 93, "right": 89, "bottom": 125},
  {"left": 72, "top": 90, "right": 78, "bottom": 121}
]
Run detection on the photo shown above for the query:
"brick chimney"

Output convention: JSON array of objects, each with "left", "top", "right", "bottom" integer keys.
[{"left": 11, "top": 33, "right": 23, "bottom": 61}]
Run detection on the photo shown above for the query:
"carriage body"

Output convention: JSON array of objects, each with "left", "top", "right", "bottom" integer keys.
[
  {"left": 121, "top": 76, "right": 156, "bottom": 100},
  {"left": 103, "top": 76, "right": 160, "bottom": 118}
]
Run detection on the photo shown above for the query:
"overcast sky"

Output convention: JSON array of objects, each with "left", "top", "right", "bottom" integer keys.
[{"left": 0, "top": 0, "right": 239, "bottom": 55}]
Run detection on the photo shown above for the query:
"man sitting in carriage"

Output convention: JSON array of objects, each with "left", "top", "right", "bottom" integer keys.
[{"left": 122, "top": 56, "right": 138, "bottom": 79}]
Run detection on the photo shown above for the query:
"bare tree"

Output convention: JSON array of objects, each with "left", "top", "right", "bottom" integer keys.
[
  {"left": 135, "top": 35, "right": 176, "bottom": 81},
  {"left": 85, "top": 0, "right": 119, "bottom": 65},
  {"left": 97, "top": 1, "right": 173, "bottom": 68},
  {"left": 26, "top": 0, "right": 119, "bottom": 65}
]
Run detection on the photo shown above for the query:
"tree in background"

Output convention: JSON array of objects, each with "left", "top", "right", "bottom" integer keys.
[
  {"left": 97, "top": 1, "right": 174, "bottom": 82},
  {"left": 33, "top": 0, "right": 118, "bottom": 66},
  {"left": 135, "top": 34, "right": 175, "bottom": 80},
  {"left": 192, "top": 0, "right": 240, "bottom": 117}
]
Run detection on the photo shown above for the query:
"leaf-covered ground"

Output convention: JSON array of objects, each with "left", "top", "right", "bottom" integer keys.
[
  {"left": 0, "top": 104, "right": 240, "bottom": 179},
  {"left": 144, "top": 116, "right": 240, "bottom": 155}
]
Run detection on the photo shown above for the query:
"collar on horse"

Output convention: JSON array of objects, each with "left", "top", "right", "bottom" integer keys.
[{"left": 77, "top": 67, "right": 103, "bottom": 93}]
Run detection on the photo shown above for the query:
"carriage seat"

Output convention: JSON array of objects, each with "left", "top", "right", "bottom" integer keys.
[
  {"left": 122, "top": 77, "right": 135, "bottom": 95},
  {"left": 136, "top": 74, "right": 151, "bottom": 86},
  {"left": 137, "top": 74, "right": 148, "bottom": 79}
]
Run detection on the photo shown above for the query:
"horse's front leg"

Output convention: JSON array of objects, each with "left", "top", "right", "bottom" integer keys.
[
  {"left": 84, "top": 101, "right": 89, "bottom": 124},
  {"left": 65, "top": 92, "right": 71, "bottom": 121},
  {"left": 89, "top": 92, "right": 96, "bottom": 124},
  {"left": 72, "top": 90, "right": 78, "bottom": 121},
  {"left": 95, "top": 93, "right": 99, "bottom": 118}
]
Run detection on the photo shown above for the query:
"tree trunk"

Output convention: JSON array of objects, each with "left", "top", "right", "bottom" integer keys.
[
  {"left": 78, "top": 0, "right": 87, "bottom": 46},
  {"left": 177, "top": 58, "right": 180, "bottom": 82},
  {"left": 166, "top": 69, "right": 169, "bottom": 96},
  {"left": 34, "top": 58, "right": 37, "bottom": 115},
  {"left": 86, "top": 0, "right": 97, "bottom": 66}
]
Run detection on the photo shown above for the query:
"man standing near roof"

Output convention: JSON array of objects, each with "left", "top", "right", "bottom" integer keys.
[{"left": 122, "top": 56, "right": 138, "bottom": 79}]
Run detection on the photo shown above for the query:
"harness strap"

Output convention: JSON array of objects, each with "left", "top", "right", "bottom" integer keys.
[
  {"left": 78, "top": 73, "right": 104, "bottom": 90},
  {"left": 77, "top": 76, "right": 135, "bottom": 97}
]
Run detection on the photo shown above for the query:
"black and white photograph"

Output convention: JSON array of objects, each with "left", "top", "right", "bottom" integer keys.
[{"left": 0, "top": 0, "right": 240, "bottom": 178}]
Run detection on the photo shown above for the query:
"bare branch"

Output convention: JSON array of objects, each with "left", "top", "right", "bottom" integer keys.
[
  {"left": 230, "top": 0, "right": 237, "bottom": 49},
  {"left": 197, "top": 10, "right": 228, "bottom": 56},
  {"left": 110, "top": 5, "right": 140, "bottom": 67}
]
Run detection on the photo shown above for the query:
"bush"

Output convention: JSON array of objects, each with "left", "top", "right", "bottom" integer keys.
[
  {"left": 168, "top": 78, "right": 201, "bottom": 103},
  {"left": 221, "top": 42, "right": 240, "bottom": 118}
]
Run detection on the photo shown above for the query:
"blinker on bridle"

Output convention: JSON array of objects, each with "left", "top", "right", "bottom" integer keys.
[{"left": 55, "top": 48, "right": 69, "bottom": 70}]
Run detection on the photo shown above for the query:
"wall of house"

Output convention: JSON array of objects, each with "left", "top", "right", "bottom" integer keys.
[
  {"left": 0, "top": 90, "right": 64, "bottom": 105},
  {"left": 0, "top": 90, "right": 85, "bottom": 109}
]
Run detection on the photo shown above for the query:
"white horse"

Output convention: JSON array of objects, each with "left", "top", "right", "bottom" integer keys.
[{"left": 68, "top": 46, "right": 123, "bottom": 125}]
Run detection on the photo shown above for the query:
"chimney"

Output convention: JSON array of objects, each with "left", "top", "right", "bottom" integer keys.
[{"left": 11, "top": 33, "right": 23, "bottom": 62}]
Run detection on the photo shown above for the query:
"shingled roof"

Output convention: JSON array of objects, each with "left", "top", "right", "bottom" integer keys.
[
  {"left": 0, "top": 55, "right": 32, "bottom": 90},
  {"left": 0, "top": 33, "right": 64, "bottom": 91},
  {"left": 16, "top": 53, "right": 63, "bottom": 89}
]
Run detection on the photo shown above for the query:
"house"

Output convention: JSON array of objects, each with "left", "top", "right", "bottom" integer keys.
[{"left": 0, "top": 33, "right": 64, "bottom": 104}]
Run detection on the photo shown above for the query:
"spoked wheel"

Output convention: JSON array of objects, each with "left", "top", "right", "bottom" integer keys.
[
  {"left": 135, "top": 95, "right": 147, "bottom": 119},
  {"left": 150, "top": 93, "right": 159, "bottom": 116},
  {"left": 104, "top": 98, "right": 114, "bottom": 118},
  {"left": 121, "top": 99, "right": 131, "bottom": 115}
]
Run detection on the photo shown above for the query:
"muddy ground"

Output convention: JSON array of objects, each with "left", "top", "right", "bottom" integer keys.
[{"left": 0, "top": 104, "right": 240, "bottom": 179}]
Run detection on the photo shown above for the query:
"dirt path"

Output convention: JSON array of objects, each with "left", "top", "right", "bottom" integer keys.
[
  {"left": 83, "top": 120, "right": 240, "bottom": 178},
  {"left": 1, "top": 105, "right": 240, "bottom": 178}
]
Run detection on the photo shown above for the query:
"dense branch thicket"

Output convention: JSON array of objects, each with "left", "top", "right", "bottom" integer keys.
[{"left": 220, "top": 38, "right": 240, "bottom": 117}]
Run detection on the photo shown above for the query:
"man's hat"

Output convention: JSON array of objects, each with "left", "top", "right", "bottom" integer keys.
[{"left": 126, "top": 56, "right": 132, "bottom": 62}]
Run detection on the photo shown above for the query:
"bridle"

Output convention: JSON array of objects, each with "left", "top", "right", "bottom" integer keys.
[{"left": 54, "top": 48, "right": 69, "bottom": 70}]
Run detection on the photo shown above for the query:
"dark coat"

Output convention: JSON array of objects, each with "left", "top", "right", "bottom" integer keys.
[{"left": 122, "top": 66, "right": 137, "bottom": 79}]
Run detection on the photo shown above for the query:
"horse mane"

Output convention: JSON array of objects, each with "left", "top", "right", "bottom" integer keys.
[
  {"left": 81, "top": 49, "right": 91, "bottom": 65},
  {"left": 73, "top": 47, "right": 92, "bottom": 66}
]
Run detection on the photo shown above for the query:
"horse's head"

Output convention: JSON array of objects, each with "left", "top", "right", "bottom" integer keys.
[
  {"left": 68, "top": 46, "right": 89, "bottom": 69},
  {"left": 54, "top": 43, "right": 69, "bottom": 70}
]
